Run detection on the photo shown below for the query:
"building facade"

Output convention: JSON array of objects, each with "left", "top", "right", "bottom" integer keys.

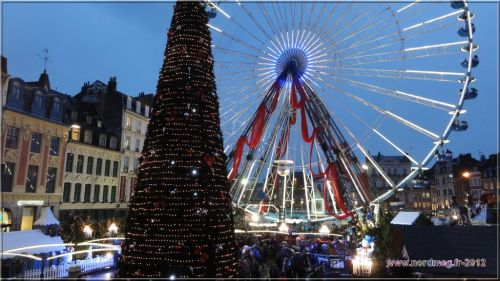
[
  {"left": 365, "top": 153, "right": 411, "bottom": 201},
  {"left": 1, "top": 71, "right": 71, "bottom": 231},
  {"left": 120, "top": 92, "right": 153, "bottom": 203},
  {"left": 59, "top": 78, "right": 128, "bottom": 226}
]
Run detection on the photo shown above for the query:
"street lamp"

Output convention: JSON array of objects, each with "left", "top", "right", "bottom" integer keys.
[
  {"left": 108, "top": 222, "right": 118, "bottom": 237},
  {"left": 319, "top": 224, "right": 330, "bottom": 235},
  {"left": 83, "top": 225, "right": 93, "bottom": 239},
  {"left": 361, "top": 164, "right": 369, "bottom": 170},
  {"left": 462, "top": 171, "right": 470, "bottom": 178},
  {"left": 278, "top": 222, "right": 289, "bottom": 233}
]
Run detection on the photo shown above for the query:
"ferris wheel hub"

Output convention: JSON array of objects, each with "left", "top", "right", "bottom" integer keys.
[{"left": 275, "top": 48, "right": 309, "bottom": 79}]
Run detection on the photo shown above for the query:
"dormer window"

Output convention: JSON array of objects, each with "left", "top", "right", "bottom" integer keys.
[
  {"left": 145, "top": 105, "right": 150, "bottom": 118},
  {"left": 136, "top": 101, "right": 141, "bottom": 114},
  {"left": 126, "top": 96, "right": 132, "bottom": 109},
  {"left": 110, "top": 136, "right": 117, "bottom": 149},
  {"left": 99, "top": 134, "right": 107, "bottom": 147},
  {"left": 53, "top": 98, "right": 61, "bottom": 113},
  {"left": 97, "top": 120, "right": 102, "bottom": 128},
  {"left": 84, "top": 130, "right": 92, "bottom": 144},
  {"left": 11, "top": 82, "right": 21, "bottom": 100},
  {"left": 34, "top": 92, "right": 43, "bottom": 107}
]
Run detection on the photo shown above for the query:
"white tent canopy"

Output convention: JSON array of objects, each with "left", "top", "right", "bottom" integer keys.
[
  {"left": 2, "top": 229, "right": 65, "bottom": 258},
  {"left": 33, "top": 207, "right": 60, "bottom": 226}
]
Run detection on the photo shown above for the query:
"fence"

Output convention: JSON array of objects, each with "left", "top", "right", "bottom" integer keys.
[{"left": 23, "top": 256, "right": 114, "bottom": 279}]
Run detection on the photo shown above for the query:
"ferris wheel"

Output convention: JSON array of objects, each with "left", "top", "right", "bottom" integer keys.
[{"left": 206, "top": 0, "right": 478, "bottom": 224}]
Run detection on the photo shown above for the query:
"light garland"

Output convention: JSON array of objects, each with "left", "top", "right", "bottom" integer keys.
[{"left": 118, "top": 2, "right": 237, "bottom": 278}]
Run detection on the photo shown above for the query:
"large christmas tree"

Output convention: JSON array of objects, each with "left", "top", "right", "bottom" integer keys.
[{"left": 118, "top": 1, "right": 238, "bottom": 278}]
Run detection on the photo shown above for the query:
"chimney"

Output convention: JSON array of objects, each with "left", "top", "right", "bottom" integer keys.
[
  {"left": 81, "top": 81, "right": 90, "bottom": 93},
  {"left": 38, "top": 70, "right": 50, "bottom": 91},
  {"left": 1, "top": 56, "right": 7, "bottom": 75},
  {"left": 107, "top": 76, "right": 117, "bottom": 94}
]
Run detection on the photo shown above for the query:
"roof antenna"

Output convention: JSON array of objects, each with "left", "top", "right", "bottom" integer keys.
[{"left": 41, "top": 48, "right": 48, "bottom": 73}]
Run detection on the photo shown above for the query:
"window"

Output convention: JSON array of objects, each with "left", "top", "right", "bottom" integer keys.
[
  {"left": 126, "top": 116, "right": 132, "bottom": 130},
  {"left": 71, "top": 111, "right": 78, "bottom": 121},
  {"left": 49, "top": 136, "right": 60, "bottom": 156},
  {"left": 96, "top": 158, "right": 103, "bottom": 175},
  {"left": 76, "top": 155, "right": 84, "bottom": 173},
  {"left": 86, "top": 156, "right": 94, "bottom": 174},
  {"left": 387, "top": 169, "right": 392, "bottom": 176},
  {"left": 65, "top": 153, "right": 74, "bottom": 172},
  {"left": 84, "top": 184, "right": 91, "bottom": 203},
  {"left": 11, "top": 82, "right": 21, "bottom": 99},
  {"left": 135, "top": 139, "right": 140, "bottom": 152},
  {"left": 30, "top": 132, "right": 42, "bottom": 153},
  {"left": 45, "top": 168, "right": 57, "bottom": 193},
  {"left": 145, "top": 105, "right": 150, "bottom": 118},
  {"left": 103, "top": 185, "right": 109, "bottom": 202},
  {"left": 126, "top": 97, "right": 132, "bottom": 109},
  {"left": 94, "top": 185, "right": 101, "bottom": 202},
  {"left": 97, "top": 120, "right": 102, "bottom": 128},
  {"left": 63, "top": 183, "right": 71, "bottom": 202},
  {"left": 71, "top": 127, "right": 80, "bottom": 141},
  {"left": 135, "top": 120, "right": 141, "bottom": 133},
  {"left": 53, "top": 98, "right": 61, "bottom": 113},
  {"left": 110, "top": 137, "right": 117, "bottom": 150},
  {"left": 402, "top": 169, "right": 407, "bottom": 176},
  {"left": 111, "top": 186, "right": 117, "bottom": 202},
  {"left": 125, "top": 136, "right": 131, "bottom": 150},
  {"left": 104, "top": 160, "right": 111, "bottom": 176},
  {"left": 5, "top": 126, "right": 20, "bottom": 149},
  {"left": 84, "top": 130, "right": 92, "bottom": 144},
  {"left": 26, "top": 165, "right": 39, "bottom": 193},
  {"left": 1, "top": 162, "right": 15, "bottom": 192},
  {"left": 136, "top": 101, "right": 141, "bottom": 114},
  {"left": 443, "top": 189, "right": 447, "bottom": 196},
  {"left": 134, "top": 158, "right": 140, "bottom": 172},
  {"left": 34, "top": 93, "right": 43, "bottom": 107},
  {"left": 99, "top": 134, "right": 107, "bottom": 147},
  {"left": 74, "top": 183, "right": 82, "bottom": 202},
  {"left": 112, "top": 161, "right": 119, "bottom": 177},
  {"left": 123, "top": 156, "right": 129, "bottom": 172},
  {"left": 86, "top": 116, "right": 92, "bottom": 124}
]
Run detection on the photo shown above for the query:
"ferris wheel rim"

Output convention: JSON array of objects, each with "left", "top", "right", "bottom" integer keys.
[{"left": 208, "top": 0, "right": 477, "bottom": 220}]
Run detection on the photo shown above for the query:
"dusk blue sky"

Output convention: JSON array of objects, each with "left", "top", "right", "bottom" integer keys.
[{"left": 2, "top": 1, "right": 498, "bottom": 162}]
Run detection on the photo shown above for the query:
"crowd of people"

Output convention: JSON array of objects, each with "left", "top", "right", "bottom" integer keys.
[{"left": 236, "top": 233, "right": 352, "bottom": 279}]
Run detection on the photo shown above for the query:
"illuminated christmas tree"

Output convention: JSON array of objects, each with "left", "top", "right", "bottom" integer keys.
[{"left": 118, "top": 1, "right": 238, "bottom": 278}]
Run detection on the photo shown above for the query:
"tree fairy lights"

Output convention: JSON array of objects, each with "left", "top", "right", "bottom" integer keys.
[{"left": 118, "top": 1, "right": 237, "bottom": 278}]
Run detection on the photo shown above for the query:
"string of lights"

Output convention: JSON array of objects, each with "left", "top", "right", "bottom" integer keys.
[{"left": 118, "top": 1, "right": 237, "bottom": 278}]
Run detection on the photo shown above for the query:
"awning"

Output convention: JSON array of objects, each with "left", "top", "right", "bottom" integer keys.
[{"left": 390, "top": 211, "right": 421, "bottom": 225}]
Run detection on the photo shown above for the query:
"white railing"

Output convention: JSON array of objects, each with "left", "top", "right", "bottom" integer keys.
[
  {"left": 76, "top": 256, "right": 114, "bottom": 273},
  {"left": 23, "top": 256, "right": 114, "bottom": 279},
  {"left": 24, "top": 264, "right": 70, "bottom": 279}
]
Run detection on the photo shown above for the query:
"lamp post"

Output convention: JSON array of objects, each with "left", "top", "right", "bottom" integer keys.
[
  {"left": 108, "top": 222, "right": 118, "bottom": 237},
  {"left": 108, "top": 222, "right": 119, "bottom": 267},
  {"left": 83, "top": 225, "right": 93, "bottom": 259}
]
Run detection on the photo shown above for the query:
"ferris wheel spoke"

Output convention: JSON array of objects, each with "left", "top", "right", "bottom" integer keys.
[
  {"left": 401, "top": 9, "right": 464, "bottom": 32},
  {"left": 357, "top": 144, "right": 396, "bottom": 189},
  {"left": 321, "top": 81, "right": 441, "bottom": 141},
  {"left": 396, "top": 0, "right": 422, "bottom": 14},
  {"left": 257, "top": 3, "right": 280, "bottom": 39},
  {"left": 330, "top": 76, "right": 457, "bottom": 111},
  {"left": 341, "top": 40, "right": 467, "bottom": 66},
  {"left": 213, "top": 46, "right": 259, "bottom": 60},
  {"left": 323, "top": 8, "right": 386, "bottom": 52},
  {"left": 330, "top": 67, "right": 465, "bottom": 82},
  {"left": 239, "top": 4, "right": 274, "bottom": 43}
]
